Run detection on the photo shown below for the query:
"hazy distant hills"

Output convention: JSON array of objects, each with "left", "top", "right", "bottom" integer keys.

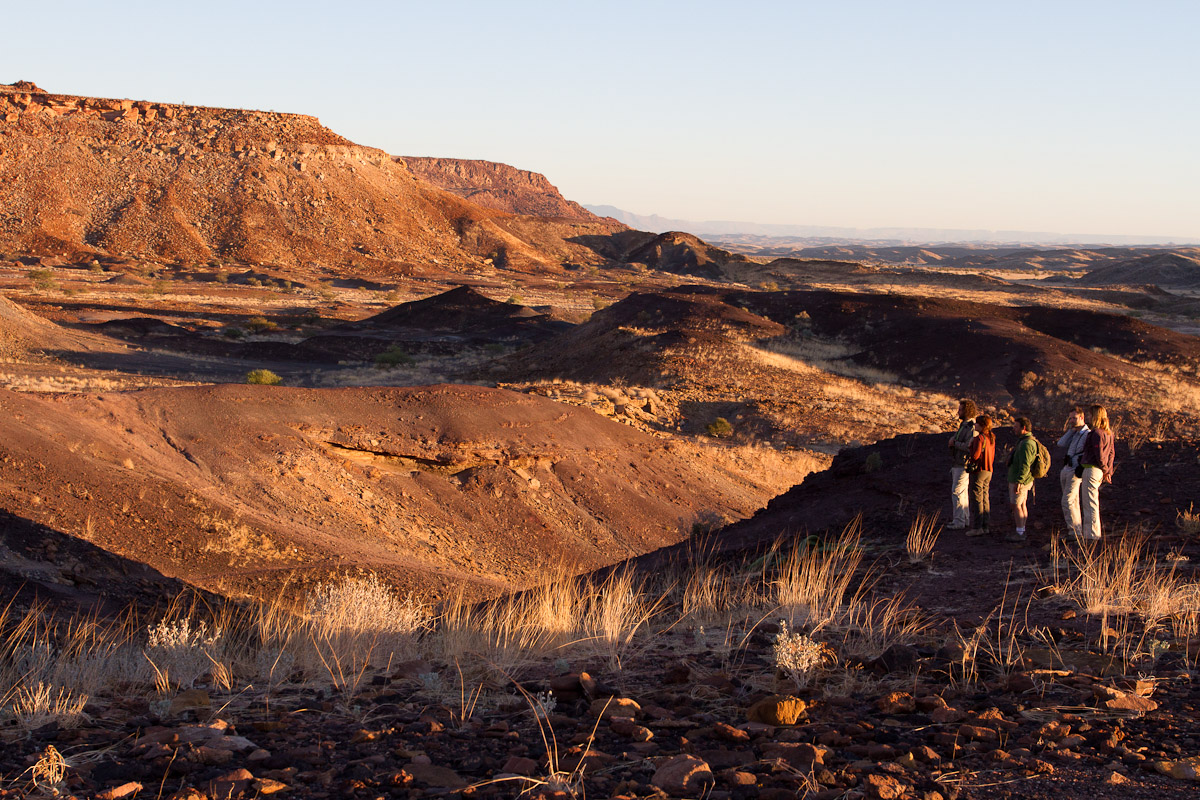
[{"left": 585, "top": 204, "right": 1199, "bottom": 247}]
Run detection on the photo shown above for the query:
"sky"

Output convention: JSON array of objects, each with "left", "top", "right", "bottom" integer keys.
[{"left": 5, "top": 1, "right": 1199, "bottom": 240}]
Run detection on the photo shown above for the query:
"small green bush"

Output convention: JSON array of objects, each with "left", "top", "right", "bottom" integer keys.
[
  {"left": 223, "top": 327, "right": 244, "bottom": 339},
  {"left": 374, "top": 345, "right": 413, "bottom": 368},
  {"left": 315, "top": 281, "right": 337, "bottom": 302},
  {"left": 245, "top": 316, "right": 278, "bottom": 333},
  {"left": 706, "top": 417, "right": 733, "bottom": 438},
  {"left": 246, "top": 369, "right": 282, "bottom": 385},
  {"left": 27, "top": 269, "right": 56, "bottom": 290},
  {"left": 863, "top": 452, "right": 883, "bottom": 473}
]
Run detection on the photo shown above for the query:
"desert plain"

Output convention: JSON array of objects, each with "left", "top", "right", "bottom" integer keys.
[{"left": 0, "top": 80, "right": 1199, "bottom": 800}]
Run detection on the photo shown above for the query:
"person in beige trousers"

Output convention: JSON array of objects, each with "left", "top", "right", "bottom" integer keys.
[
  {"left": 947, "top": 399, "right": 978, "bottom": 530},
  {"left": 1056, "top": 406, "right": 1090, "bottom": 539}
]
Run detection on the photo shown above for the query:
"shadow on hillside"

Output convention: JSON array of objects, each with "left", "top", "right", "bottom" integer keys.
[
  {"left": 567, "top": 230, "right": 657, "bottom": 261},
  {"left": 0, "top": 509, "right": 200, "bottom": 618}
]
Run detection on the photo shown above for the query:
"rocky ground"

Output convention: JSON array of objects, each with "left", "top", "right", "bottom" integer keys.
[{"left": 2, "top": 514, "right": 1197, "bottom": 800}]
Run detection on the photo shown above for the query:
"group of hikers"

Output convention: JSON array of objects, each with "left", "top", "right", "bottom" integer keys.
[{"left": 946, "top": 400, "right": 1116, "bottom": 543}]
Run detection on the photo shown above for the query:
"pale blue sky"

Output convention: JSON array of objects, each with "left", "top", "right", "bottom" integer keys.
[{"left": 6, "top": 1, "right": 1198, "bottom": 239}]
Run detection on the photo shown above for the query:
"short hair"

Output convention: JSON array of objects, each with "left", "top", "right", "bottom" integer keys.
[
  {"left": 1088, "top": 405, "right": 1110, "bottom": 431},
  {"left": 958, "top": 399, "right": 978, "bottom": 419},
  {"left": 1072, "top": 405, "right": 1085, "bottom": 415},
  {"left": 1015, "top": 416, "right": 1032, "bottom": 433}
]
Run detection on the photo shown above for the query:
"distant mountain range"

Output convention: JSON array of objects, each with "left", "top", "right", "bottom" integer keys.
[{"left": 584, "top": 205, "right": 1199, "bottom": 247}]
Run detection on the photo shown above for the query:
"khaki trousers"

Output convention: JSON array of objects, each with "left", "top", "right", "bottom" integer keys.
[
  {"left": 1008, "top": 481, "right": 1030, "bottom": 530},
  {"left": 1059, "top": 465, "right": 1083, "bottom": 537},
  {"left": 969, "top": 470, "right": 992, "bottom": 530},
  {"left": 1081, "top": 466, "right": 1104, "bottom": 540}
]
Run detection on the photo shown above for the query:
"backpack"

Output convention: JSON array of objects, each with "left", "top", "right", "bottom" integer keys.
[{"left": 1030, "top": 437, "right": 1052, "bottom": 479}]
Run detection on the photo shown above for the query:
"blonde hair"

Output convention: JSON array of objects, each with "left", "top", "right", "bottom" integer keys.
[{"left": 1088, "top": 404, "right": 1110, "bottom": 431}]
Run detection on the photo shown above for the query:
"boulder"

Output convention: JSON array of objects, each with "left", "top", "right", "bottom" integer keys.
[
  {"left": 589, "top": 697, "right": 641, "bottom": 719},
  {"left": 747, "top": 695, "right": 807, "bottom": 725},
  {"left": 1155, "top": 757, "right": 1200, "bottom": 781},
  {"left": 652, "top": 755, "right": 714, "bottom": 796},
  {"left": 95, "top": 783, "right": 143, "bottom": 800}
]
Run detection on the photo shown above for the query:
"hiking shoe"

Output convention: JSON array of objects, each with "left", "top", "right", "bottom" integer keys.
[
  {"left": 965, "top": 528, "right": 987, "bottom": 538},
  {"left": 946, "top": 523, "right": 967, "bottom": 531},
  {"left": 1004, "top": 531, "right": 1026, "bottom": 543}
]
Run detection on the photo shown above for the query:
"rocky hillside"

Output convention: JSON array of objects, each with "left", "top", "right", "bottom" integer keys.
[
  {"left": 0, "top": 383, "right": 783, "bottom": 600},
  {"left": 1078, "top": 252, "right": 1200, "bottom": 289},
  {"left": 0, "top": 83, "right": 624, "bottom": 273},
  {"left": 402, "top": 156, "right": 609, "bottom": 222}
]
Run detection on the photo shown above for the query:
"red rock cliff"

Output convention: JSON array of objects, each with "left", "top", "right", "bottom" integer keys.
[
  {"left": 402, "top": 156, "right": 614, "bottom": 223},
  {"left": 0, "top": 84, "right": 623, "bottom": 274}
]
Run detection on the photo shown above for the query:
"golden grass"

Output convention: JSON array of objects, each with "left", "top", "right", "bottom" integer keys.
[
  {"left": 1055, "top": 533, "right": 1200, "bottom": 623},
  {"left": 30, "top": 745, "right": 68, "bottom": 795},
  {"left": 1177, "top": 504, "right": 1200, "bottom": 536},
  {"left": 24, "top": 512, "right": 1197, "bottom": 722},
  {"left": 771, "top": 517, "right": 863, "bottom": 628},
  {"left": 755, "top": 338, "right": 900, "bottom": 385},
  {"left": 0, "top": 517, "right": 941, "bottom": 720},
  {"left": 905, "top": 510, "right": 941, "bottom": 564},
  {"left": 428, "top": 566, "right": 667, "bottom": 678}
]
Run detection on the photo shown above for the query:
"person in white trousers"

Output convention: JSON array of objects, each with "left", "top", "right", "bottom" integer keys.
[
  {"left": 947, "top": 399, "right": 978, "bottom": 530},
  {"left": 1056, "top": 407, "right": 1090, "bottom": 539},
  {"left": 1080, "top": 405, "right": 1115, "bottom": 541}
]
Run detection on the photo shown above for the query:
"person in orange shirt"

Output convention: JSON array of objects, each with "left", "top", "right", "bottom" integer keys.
[{"left": 965, "top": 414, "right": 996, "bottom": 537}]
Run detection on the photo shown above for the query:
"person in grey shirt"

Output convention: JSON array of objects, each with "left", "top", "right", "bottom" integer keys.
[
  {"left": 1056, "top": 406, "right": 1090, "bottom": 540},
  {"left": 947, "top": 399, "right": 978, "bottom": 530}
]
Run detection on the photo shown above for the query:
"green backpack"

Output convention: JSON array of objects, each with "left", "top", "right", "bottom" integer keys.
[{"left": 1030, "top": 437, "right": 1052, "bottom": 479}]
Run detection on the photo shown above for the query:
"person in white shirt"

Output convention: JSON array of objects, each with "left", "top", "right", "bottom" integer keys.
[{"left": 1056, "top": 406, "right": 1090, "bottom": 540}]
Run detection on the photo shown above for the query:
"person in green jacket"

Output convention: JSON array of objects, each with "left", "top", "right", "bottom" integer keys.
[{"left": 1006, "top": 417, "right": 1037, "bottom": 543}]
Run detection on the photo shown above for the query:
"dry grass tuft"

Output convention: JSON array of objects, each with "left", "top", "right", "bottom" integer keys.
[
  {"left": 302, "top": 573, "right": 430, "bottom": 692},
  {"left": 29, "top": 744, "right": 68, "bottom": 794},
  {"left": 1176, "top": 504, "right": 1200, "bottom": 536},
  {"left": 836, "top": 594, "right": 931, "bottom": 664},
  {"left": 771, "top": 517, "right": 863, "bottom": 629},
  {"left": 144, "top": 614, "right": 224, "bottom": 690},
  {"left": 905, "top": 511, "right": 941, "bottom": 564},
  {"left": 429, "top": 567, "right": 666, "bottom": 678},
  {"left": 1056, "top": 534, "right": 1199, "bottom": 624}
]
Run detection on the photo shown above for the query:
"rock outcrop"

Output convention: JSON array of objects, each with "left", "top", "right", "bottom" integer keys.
[
  {"left": 624, "top": 231, "right": 747, "bottom": 279},
  {"left": 402, "top": 156, "right": 610, "bottom": 222}
]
